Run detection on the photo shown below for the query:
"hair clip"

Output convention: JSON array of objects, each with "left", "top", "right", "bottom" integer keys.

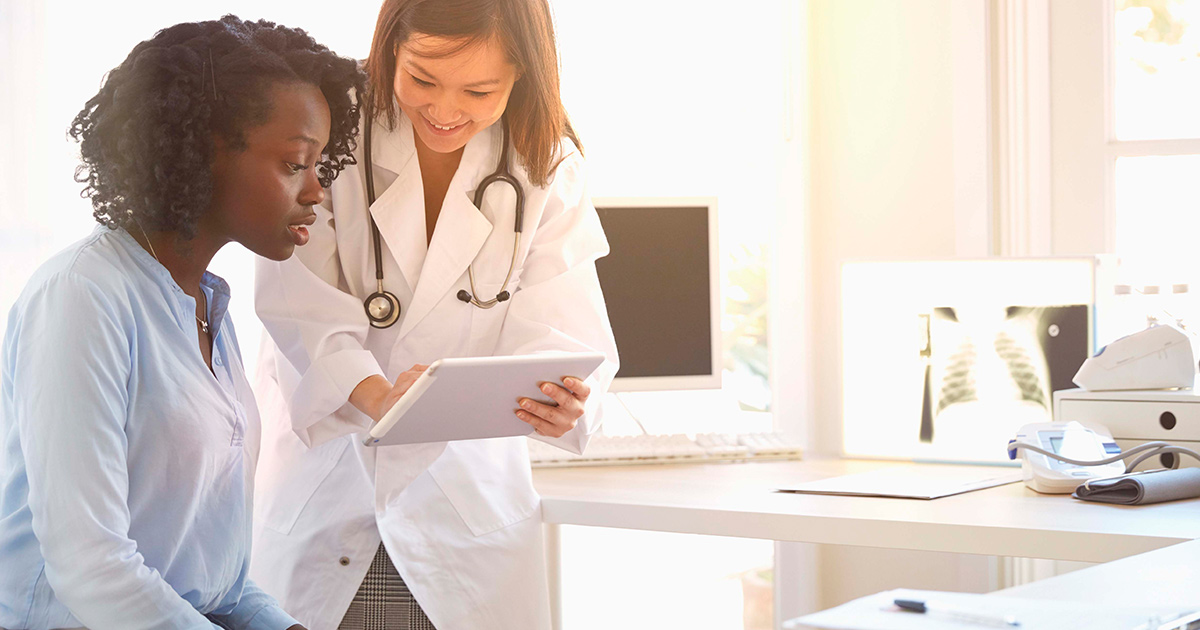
[{"left": 208, "top": 49, "right": 218, "bottom": 100}]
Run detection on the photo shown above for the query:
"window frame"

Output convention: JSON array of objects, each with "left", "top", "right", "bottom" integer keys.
[{"left": 1049, "top": 0, "right": 1200, "bottom": 256}]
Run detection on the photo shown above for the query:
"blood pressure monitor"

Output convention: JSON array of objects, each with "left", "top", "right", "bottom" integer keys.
[{"left": 1007, "top": 421, "right": 1125, "bottom": 494}]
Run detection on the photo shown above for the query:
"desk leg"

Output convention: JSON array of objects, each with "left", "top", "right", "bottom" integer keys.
[
  {"left": 775, "top": 541, "right": 821, "bottom": 626},
  {"left": 545, "top": 523, "right": 562, "bottom": 630}
]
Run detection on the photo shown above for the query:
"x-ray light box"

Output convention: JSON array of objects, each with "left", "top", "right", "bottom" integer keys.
[{"left": 841, "top": 258, "right": 1113, "bottom": 463}]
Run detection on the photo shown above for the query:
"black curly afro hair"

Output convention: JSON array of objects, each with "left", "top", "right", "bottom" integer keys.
[{"left": 69, "top": 15, "right": 366, "bottom": 239}]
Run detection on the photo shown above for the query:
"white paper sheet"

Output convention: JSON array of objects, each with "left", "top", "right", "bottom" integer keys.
[
  {"left": 777, "top": 465, "right": 1021, "bottom": 500},
  {"left": 785, "top": 588, "right": 1197, "bottom": 630}
]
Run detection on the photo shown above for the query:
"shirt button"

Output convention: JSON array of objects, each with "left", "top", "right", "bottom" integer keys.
[{"left": 339, "top": 556, "right": 351, "bottom": 566}]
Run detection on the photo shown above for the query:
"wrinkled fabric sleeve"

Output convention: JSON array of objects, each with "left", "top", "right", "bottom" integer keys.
[
  {"left": 11, "top": 275, "right": 217, "bottom": 630},
  {"left": 255, "top": 195, "right": 383, "bottom": 448},
  {"left": 494, "top": 152, "right": 620, "bottom": 455},
  {"left": 207, "top": 579, "right": 298, "bottom": 630}
]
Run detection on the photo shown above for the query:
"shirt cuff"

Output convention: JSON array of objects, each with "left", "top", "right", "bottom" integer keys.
[{"left": 244, "top": 603, "right": 300, "bottom": 630}]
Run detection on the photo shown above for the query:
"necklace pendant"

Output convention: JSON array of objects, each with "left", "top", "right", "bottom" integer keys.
[{"left": 199, "top": 320, "right": 209, "bottom": 334}]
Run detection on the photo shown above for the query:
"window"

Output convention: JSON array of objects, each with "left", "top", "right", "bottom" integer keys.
[
  {"left": 1111, "top": 0, "right": 1200, "bottom": 324},
  {"left": 1050, "top": 0, "right": 1200, "bottom": 338}
]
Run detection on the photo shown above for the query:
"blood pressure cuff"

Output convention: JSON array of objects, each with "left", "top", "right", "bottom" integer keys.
[{"left": 1072, "top": 467, "right": 1200, "bottom": 505}]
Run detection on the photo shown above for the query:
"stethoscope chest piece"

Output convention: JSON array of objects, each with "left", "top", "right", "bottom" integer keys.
[{"left": 366, "top": 288, "right": 401, "bottom": 328}]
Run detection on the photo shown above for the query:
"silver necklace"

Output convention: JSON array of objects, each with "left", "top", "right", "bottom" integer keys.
[{"left": 133, "top": 222, "right": 210, "bottom": 335}]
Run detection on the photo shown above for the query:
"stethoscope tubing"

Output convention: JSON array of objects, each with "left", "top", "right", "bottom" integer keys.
[
  {"left": 361, "top": 112, "right": 523, "bottom": 325},
  {"left": 465, "top": 232, "right": 521, "bottom": 309}
]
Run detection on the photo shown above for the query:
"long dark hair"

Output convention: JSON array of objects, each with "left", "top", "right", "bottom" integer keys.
[{"left": 364, "top": 0, "right": 580, "bottom": 187}]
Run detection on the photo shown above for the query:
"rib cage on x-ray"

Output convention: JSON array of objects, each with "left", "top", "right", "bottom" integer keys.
[
  {"left": 919, "top": 306, "right": 1068, "bottom": 444},
  {"left": 935, "top": 333, "right": 1049, "bottom": 414},
  {"left": 994, "top": 331, "right": 1050, "bottom": 409}
]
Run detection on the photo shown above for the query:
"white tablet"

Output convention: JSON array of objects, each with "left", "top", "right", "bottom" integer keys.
[{"left": 363, "top": 352, "right": 607, "bottom": 447}]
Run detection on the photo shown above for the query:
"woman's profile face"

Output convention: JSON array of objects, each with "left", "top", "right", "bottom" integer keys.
[
  {"left": 393, "top": 33, "right": 520, "bottom": 155},
  {"left": 207, "top": 82, "right": 331, "bottom": 261}
]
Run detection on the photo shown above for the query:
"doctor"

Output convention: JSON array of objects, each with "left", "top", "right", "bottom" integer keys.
[{"left": 250, "top": 0, "right": 619, "bottom": 629}]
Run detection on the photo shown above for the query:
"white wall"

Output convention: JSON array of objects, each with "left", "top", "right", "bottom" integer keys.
[
  {"left": 794, "top": 0, "right": 994, "bottom": 612},
  {"left": 807, "top": 0, "right": 961, "bottom": 458}
]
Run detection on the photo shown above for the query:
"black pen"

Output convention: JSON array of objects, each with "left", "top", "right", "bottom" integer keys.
[{"left": 894, "top": 598, "right": 1021, "bottom": 628}]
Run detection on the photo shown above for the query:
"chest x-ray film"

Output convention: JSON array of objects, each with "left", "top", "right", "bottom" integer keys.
[{"left": 841, "top": 259, "right": 1102, "bottom": 463}]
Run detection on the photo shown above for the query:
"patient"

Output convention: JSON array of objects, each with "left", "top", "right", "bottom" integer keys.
[{"left": 0, "top": 15, "right": 363, "bottom": 630}]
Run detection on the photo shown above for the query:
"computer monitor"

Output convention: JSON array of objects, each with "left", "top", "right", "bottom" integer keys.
[{"left": 592, "top": 197, "right": 721, "bottom": 392}]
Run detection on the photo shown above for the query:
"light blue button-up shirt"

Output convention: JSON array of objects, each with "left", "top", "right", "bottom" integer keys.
[{"left": 0, "top": 227, "right": 297, "bottom": 630}]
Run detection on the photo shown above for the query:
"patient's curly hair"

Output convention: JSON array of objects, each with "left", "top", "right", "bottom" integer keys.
[{"left": 70, "top": 15, "right": 366, "bottom": 239}]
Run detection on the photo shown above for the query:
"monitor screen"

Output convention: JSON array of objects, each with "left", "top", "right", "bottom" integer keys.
[{"left": 592, "top": 198, "right": 720, "bottom": 391}]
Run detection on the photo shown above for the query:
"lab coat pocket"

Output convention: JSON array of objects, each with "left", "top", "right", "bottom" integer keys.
[
  {"left": 260, "top": 437, "right": 349, "bottom": 535},
  {"left": 427, "top": 438, "right": 539, "bottom": 536}
]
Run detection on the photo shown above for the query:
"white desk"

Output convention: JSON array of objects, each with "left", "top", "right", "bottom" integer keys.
[
  {"left": 999, "top": 538, "right": 1200, "bottom": 607},
  {"left": 534, "top": 458, "right": 1200, "bottom": 563},
  {"left": 533, "top": 458, "right": 1200, "bottom": 629}
]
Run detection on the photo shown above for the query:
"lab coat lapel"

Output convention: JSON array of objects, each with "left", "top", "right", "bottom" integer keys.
[
  {"left": 397, "top": 191, "right": 493, "bottom": 337},
  {"left": 368, "top": 118, "right": 425, "bottom": 296},
  {"left": 396, "top": 125, "right": 497, "bottom": 338}
]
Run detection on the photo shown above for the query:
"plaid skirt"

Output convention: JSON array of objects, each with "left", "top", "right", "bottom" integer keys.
[{"left": 337, "top": 544, "right": 437, "bottom": 630}]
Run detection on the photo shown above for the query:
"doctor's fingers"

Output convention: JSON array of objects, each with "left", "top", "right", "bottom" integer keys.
[
  {"left": 516, "top": 397, "right": 578, "bottom": 433},
  {"left": 385, "top": 369, "right": 425, "bottom": 402},
  {"left": 394, "top": 364, "right": 428, "bottom": 385},
  {"left": 531, "top": 384, "right": 587, "bottom": 420},
  {"left": 513, "top": 405, "right": 562, "bottom": 436},
  {"left": 521, "top": 412, "right": 565, "bottom": 437},
  {"left": 560, "top": 376, "right": 591, "bottom": 401},
  {"left": 538, "top": 382, "right": 578, "bottom": 408}
]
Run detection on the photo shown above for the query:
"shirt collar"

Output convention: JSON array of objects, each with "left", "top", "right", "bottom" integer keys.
[
  {"left": 106, "top": 225, "right": 233, "bottom": 335},
  {"left": 107, "top": 225, "right": 180, "bottom": 294},
  {"left": 371, "top": 110, "right": 500, "bottom": 190},
  {"left": 201, "top": 271, "right": 232, "bottom": 338}
]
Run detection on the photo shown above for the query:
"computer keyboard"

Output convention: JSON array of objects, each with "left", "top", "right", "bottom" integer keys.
[{"left": 527, "top": 432, "right": 803, "bottom": 467}]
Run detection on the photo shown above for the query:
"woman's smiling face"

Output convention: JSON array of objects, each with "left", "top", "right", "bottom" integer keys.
[{"left": 393, "top": 33, "right": 520, "bottom": 155}]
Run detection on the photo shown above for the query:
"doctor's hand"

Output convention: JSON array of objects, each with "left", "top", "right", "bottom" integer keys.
[
  {"left": 350, "top": 365, "right": 429, "bottom": 423},
  {"left": 516, "top": 377, "right": 591, "bottom": 438}
]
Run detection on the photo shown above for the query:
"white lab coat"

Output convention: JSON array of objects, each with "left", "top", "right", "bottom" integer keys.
[{"left": 249, "top": 113, "right": 619, "bottom": 630}]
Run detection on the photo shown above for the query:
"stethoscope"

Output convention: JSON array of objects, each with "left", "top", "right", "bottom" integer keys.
[{"left": 362, "top": 113, "right": 525, "bottom": 328}]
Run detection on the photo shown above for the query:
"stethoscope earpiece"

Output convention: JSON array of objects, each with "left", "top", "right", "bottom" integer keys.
[
  {"left": 361, "top": 113, "right": 523, "bottom": 327},
  {"left": 455, "top": 289, "right": 512, "bottom": 308}
]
